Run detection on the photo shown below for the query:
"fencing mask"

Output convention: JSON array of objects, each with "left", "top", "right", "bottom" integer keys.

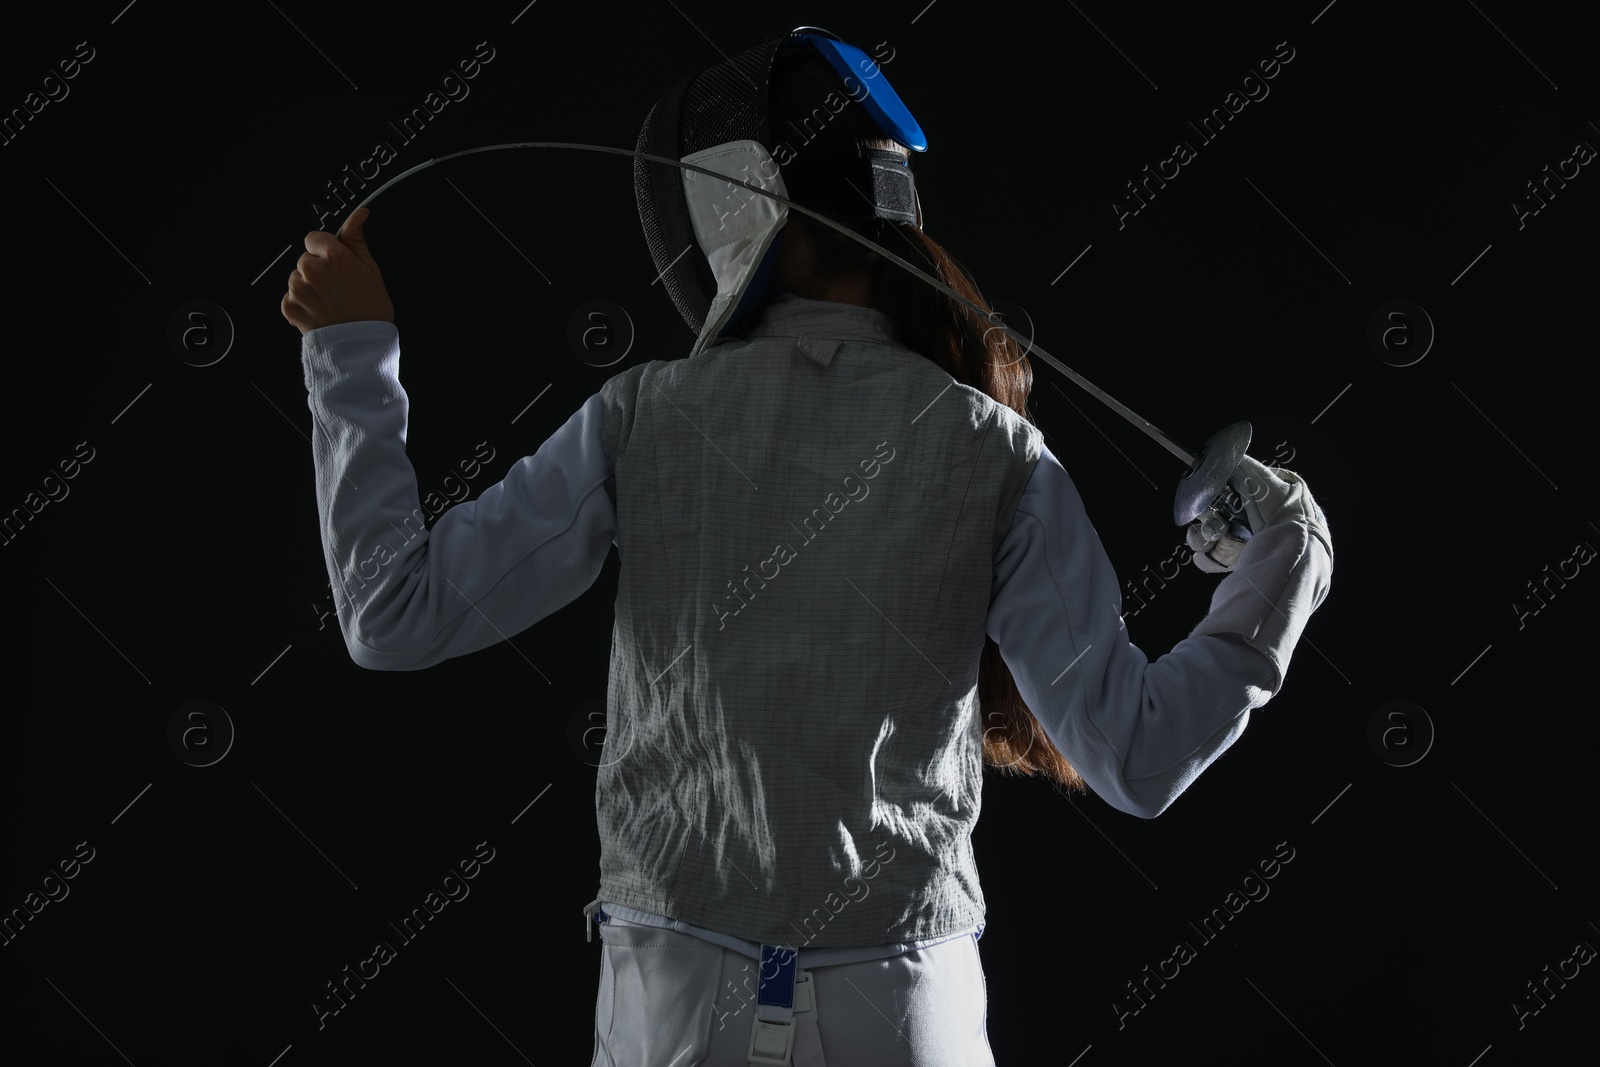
[{"left": 634, "top": 26, "right": 927, "bottom": 356}]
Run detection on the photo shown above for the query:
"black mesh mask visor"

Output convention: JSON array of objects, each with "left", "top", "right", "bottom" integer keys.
[
  {"left": 634, "top": 27, "right": 920, "bottom": 352},
  {"left": 635, "top": 35, "right": 782, "bottom": 345}
]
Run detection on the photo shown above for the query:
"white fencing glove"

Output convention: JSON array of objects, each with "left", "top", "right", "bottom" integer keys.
[
  {"left": 1186, "top": 503, "right": 1247, "bottom": 573},
  {"left": 1186, "top": 454, "right": 1334, "bottom": 690},
  {"left": 1188, "top": 455, "right": 1332, "bottom": 572}
]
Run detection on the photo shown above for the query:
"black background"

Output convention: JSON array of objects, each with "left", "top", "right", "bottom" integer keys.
[{"left": 1, "top": 1, "right": 1596, "bottom": 1063}]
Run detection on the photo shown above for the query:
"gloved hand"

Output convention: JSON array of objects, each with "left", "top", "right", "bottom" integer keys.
[
  {"left": 1186, "top": 503, "right": 1246, "bottom": 573},
  {"left": 1188, "top": 455, "right": 1331, "bottom": 573}
]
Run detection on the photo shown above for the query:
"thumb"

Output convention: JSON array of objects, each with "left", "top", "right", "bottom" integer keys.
[{"left": 339, "top": 207, "right": 378, "bottom": 265}]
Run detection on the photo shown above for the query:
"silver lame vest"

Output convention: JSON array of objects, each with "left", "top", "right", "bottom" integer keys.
[{"left": 591, "top": 293, "right": 1042, "bottom": 948}]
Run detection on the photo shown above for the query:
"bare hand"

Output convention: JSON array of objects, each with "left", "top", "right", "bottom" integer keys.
[{"left": 281, "top": 207, "right": 395, "bottom": 335}]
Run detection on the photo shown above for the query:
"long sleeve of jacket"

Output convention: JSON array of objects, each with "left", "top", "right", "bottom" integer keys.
[
  {"left": 300, "top": 321, "right": 618, "bottom": 671},
  {"left": 984, "top": 443, "right": 1333, "bottom": 820},
  {"left": 301, "top": 319, "right": 1332, "bottom": 826}
]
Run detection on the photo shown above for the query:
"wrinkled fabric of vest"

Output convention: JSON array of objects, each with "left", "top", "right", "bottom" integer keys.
[{"left": 593, "top": 292, "right": 1039, "bottom": 948}]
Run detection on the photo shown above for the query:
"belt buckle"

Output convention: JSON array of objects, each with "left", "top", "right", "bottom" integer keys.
[
  {"left": 747, "top": 1016, "right": 795, "bottom": 1065},
  {"left": 749, "top": 944, "right": 802, "bottom": 1065}
]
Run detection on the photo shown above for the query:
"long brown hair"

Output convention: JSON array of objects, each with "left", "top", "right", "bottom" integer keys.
[{"left": 766, "top": 49, "right": 1086, "bottom": 792}]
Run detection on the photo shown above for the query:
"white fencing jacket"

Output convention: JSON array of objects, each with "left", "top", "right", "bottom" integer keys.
[{"left": 300, "top": 292, "right": 1331, "bottom": 962}]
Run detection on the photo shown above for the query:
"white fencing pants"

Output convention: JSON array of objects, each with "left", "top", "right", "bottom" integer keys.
[{"left": 590, "top": 913, "right": 996, "bottom": 1066}]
